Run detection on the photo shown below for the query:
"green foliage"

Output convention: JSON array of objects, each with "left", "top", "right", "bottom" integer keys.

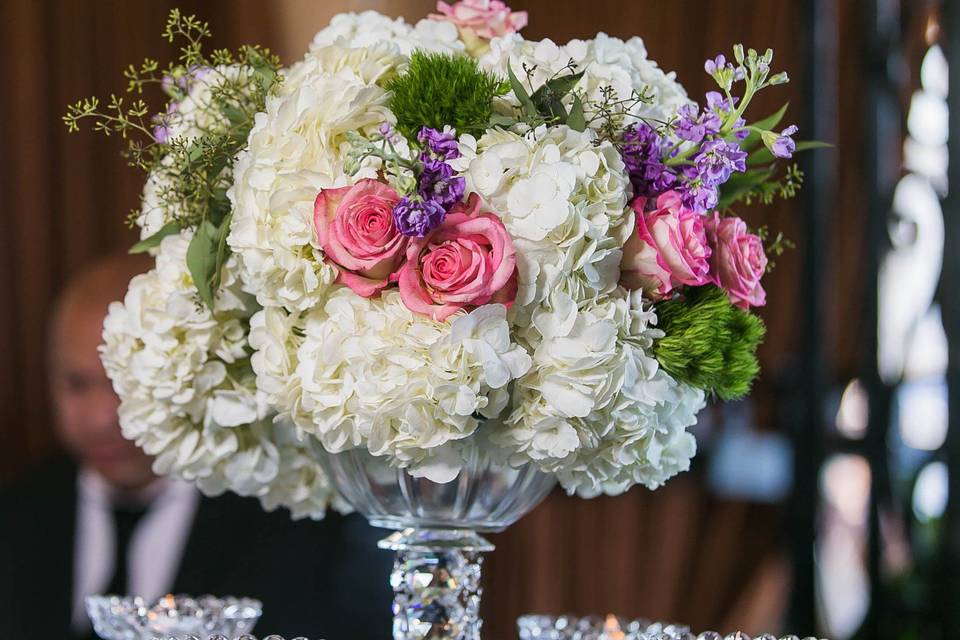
[
  {"left": 129, "top": 220, "right": 182, "bottom": 254},
  {"left": 754, "top": 226, "right": 794, "bottom": 272},
  {"left": 507, "top": 62, "right": 586, "bottom": 131},
  {"left": 718, "top": 162, "right": 805, "bottom": 209},
  {"left": 504, "top": 59, "right": 653, "bottom": 136},
  {"left": 63, "top": 9, "right": 282, "bottom": 309},
  {"left": 186, "top": 214, "right": 232, "bottom": 309},
  {"left": 654, "top": 286, "right": 765, "bottom": 401},
  {"left": 387, "top": 50, "right": 508, "bottom": 140}
]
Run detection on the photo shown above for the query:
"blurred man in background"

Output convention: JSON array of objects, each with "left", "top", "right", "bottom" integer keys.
[{"left": 0, "top": 254, "right": 393, "bottom": 640}]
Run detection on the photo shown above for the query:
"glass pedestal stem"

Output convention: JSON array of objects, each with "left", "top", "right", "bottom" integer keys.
[{"left": 380, "top": 528, "right": 495, "bottom": 640}]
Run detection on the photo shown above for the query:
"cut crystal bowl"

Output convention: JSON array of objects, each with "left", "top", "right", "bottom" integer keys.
[
  {"left": 517, "top": 614, "right": 825, "bottom": 640},
  {"left": 85, "top": 594, "right": 262, "bottom": 640},
  {"left": 320, "top": 444, "right": 556, "bottom": 532}
]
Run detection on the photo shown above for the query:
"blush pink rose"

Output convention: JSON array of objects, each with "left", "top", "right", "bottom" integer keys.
[
  {"left": 430, "top": 0, "right": 528, "bottom": 39},
  {"left": 705, "top": 213, "right": 768, "bottom": 309},
  {"left": 399, "top": 193, "right": 517, "bottom": 321},
  {"left": 314, "top": 179, "right": 408, "bottom": 298},
  {"left": 620, "top": 190, "right": 712, "bottom": 299}
]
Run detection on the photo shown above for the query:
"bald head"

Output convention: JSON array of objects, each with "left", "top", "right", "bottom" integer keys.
[
  {"left": 49, "top": 252, "right": 154, "bottom": 490},
  {"left": 50, "top": 252, "right": 152, "bottom": 355}
]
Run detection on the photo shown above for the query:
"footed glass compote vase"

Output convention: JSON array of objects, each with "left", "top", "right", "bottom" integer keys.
[{"left": 320, "top": 443, "right": 556, "bottom": 640}]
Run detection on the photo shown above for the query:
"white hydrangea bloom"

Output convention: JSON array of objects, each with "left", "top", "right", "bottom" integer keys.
[
  {"left": 248, "top": 306, "right": 309, "bottom": 426},
  {"left": 228, "top": 44, "right": 404, "bottom": 312},
  {"left": 256, "top": 422, "right": 353, "bottom": 519},
  {"left": 556, "top": 374, "right": 704, "bottom": 497},
  {"left": 100, "top": 232, "right": 341, "bottom": 519},
  {"left": 480, "top": 33, "right": 689, "bottom": 128},
  {"left": 289, "top": 288, "right": 531, "bottom": 482},
  {"left": 452, "top": 125, "right": 632, "bottom": 320},
  {"left": 495, "top": 289, "right": 704, "bottom": 495},
  {"left": 309, "top": 11, "right": 464, "bottom": 55}
]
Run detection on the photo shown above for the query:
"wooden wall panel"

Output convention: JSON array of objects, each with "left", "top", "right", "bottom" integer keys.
[{"left": 0, "top": 0, "right": 278, "bottom": 482}]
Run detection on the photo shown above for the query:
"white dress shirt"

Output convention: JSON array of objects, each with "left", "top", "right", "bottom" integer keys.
[{"left": 71, "top": 469, "right": 201, "bottom": 632}]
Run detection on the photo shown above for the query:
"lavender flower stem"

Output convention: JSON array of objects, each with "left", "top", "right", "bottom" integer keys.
[{"left": 724, "top": 77, "right": 757, "bottom": 135}]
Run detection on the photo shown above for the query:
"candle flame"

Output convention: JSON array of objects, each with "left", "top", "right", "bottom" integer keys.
[{"left": 603, "top": 614, "right": 625, "bottom": 640}]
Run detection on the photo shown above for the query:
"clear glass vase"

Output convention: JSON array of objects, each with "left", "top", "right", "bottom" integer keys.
[{"left": 320, "top": 444, "right": 556, "bottom": 640}]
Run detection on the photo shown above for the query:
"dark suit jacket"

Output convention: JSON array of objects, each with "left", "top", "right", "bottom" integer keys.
[{"left": 0, "top": 455, "right": 394, "bottom": 640}]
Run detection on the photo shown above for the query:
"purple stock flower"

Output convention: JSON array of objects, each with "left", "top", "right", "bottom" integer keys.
[
  {"left": 419, "top": 159, "right": 466, "bottom": 209},
  {"left": 705, "top": 91, "right": 733, "bottom": 112},
  {"left": 151, "top": 102, "right": 178, "bottom": 144},
  {"left": 675, "top": 103, "right": 722, "bottom": 143},
  {"left": 771, "top": 125, "right": 799, "bottom": 158},
  {"left": 161, "top": 66, "right": 211, "bottom": 98},
  {"left": 704, "top": 55, "right": 745, "bottom": 90},
  {"left": 694, "top": 139, "right": 748, "bottom": 186},
  {"left": 677, "top": 166, "right": 720, "bottom": 212},
  {"left": 704, "top": 54, "right": 727, "bottom": 76},
  {"left": 418, "top": 126, "right": 460, "bottom": 160},
  {"left": 393, "top": 197, "right": 447, "bottom": 237},
  {"left": 621, "top": 123, "right": 676, "bottom": 198},
  {"left": 704, "top": 92, "right": 748, "bottom": 140},
  {"left": 732, "top": 118, "right": 750, "bottom": 141}
]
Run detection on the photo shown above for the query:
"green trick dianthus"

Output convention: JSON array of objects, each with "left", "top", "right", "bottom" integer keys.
[
  {"left": 386, "top": 50, "right": 507, "bottom": 140},
  {"left": 653, "top": 285, "right": 766, "bottom": 400}
]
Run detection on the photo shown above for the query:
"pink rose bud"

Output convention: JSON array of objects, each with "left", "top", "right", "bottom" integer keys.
[
  {"left": 620, "top": 191, "right": 713, "bottom": 299},
  {"left": 399, "top": 193, "right": 517, "bottom": 321},
  {"left": 705, "top": 212, "right": 768, "bottom": 309},
  {"left": 314, "top": 179, "right": 408, "bottom": 298},
  {"left": 430, "top": 0, "right": 528, "bottom": 39}
]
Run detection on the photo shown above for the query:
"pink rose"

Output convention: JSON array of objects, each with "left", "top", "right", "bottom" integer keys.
[
  {"left": 430, "top": 0, "right": 528, "bottom": 39},
  {"left": 314, "top": 179, "right": 408, "bottom": 298},
  {"left": 399, "top": 193, "right": 517, "bottom": 321},
  {"left": 620, "top": 190, "right": 712, "bottom": 299},
  {"left": 705, "top": 213, "right": 768, "bottom": 309}
]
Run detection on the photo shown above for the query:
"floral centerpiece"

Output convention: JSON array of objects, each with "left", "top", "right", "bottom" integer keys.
[{"left": 66, "top": 3, "right": 817, "bottom": 637}]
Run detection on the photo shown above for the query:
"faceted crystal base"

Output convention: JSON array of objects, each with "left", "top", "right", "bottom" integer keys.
[{"left": 382, "top": 529, "right": 491, "bottom": 640}]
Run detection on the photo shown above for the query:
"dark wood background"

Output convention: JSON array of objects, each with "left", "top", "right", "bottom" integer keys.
[{"left": 0, "top": 0, "right": 869, "bottom": 637}]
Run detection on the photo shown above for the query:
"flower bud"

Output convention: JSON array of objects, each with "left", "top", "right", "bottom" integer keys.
[
  {"left": 733, "top": 44, "right": 745, "bottom": 64},
  {"left": 768, "top": 72, "right": 789, "bottom": 86}
]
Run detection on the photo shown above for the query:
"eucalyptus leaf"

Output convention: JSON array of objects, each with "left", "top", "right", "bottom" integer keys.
[
  {"left": 207, "top": 188, "right": 231, "bottom": 226},
  {"left": 567, "top": 94, "right": 587, "bottom": 132},
  {"left": 488, "top": 112, "right": 517, "bottom": 128},
  {"left": 544, "top": 98, "right": 568, "bottom": 122},
  {"left": 531, "top": 70, "right": 585, "bottom": 107},
  {"left": 507, "top": 64, "right": 538, "bottom": 118},
  {"left": 211, "top": 212, "right": 233, "bottom": 296},
  {"left": 222, "top": 104, "right": 247, "bottom": 125},
  {"left": 247, "top": 48, "right": 278, "bottom": 88},
  {"left": 186, "top": 219, "right": 220, "bottom": 309},
  {"left": 129, "top": 221, "right": 182, "bottom": 254}
]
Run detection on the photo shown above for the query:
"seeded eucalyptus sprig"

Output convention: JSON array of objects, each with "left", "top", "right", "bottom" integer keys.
[{"left": 63, "top": 9, "right": 282, "bottom": 309}]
